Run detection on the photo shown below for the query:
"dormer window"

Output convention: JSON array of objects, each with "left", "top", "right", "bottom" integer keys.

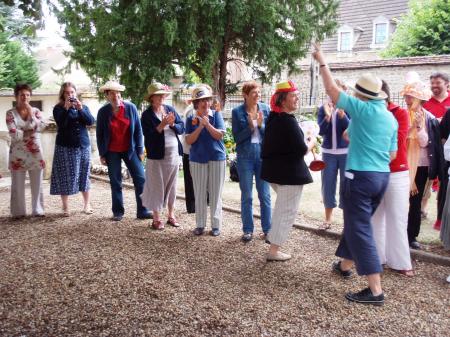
[
  {"left": 371, "top": 16, "right": 389, "bottom": 48},
  {"left": 337, "top": 25, "right": 353, "bottom": 52}
]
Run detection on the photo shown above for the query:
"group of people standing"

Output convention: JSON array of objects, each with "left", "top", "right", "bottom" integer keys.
[{"left": 6, "top": 43, "right": 450, "bottom": 306}]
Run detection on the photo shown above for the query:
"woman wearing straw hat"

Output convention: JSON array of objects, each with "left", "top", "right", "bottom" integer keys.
[
  {"left": 96, "top": 80, "right": 152, "bottom": 221},
  {"left": 50, "top": 82, "right": 95, "bottom": 216},
  {"left": 232, "top": 80, "right": 272, "bottom": 243},
  {"left": 313, "top": 43, "right": 398, "bottom": 306},
  {"left": 140, "top": 82, "right": 184, "bottom": 230},
  {"left": 261, "top": 80, "right": 314, "bottom": 261},
  {"left": 401, "top": 79, "right": 443, "bottom": 250},
  {"left": 185, "top": 85, "right": 226, "bottom": 236},
  {"left": 372, "top": 80, "right": 413, "bottom": 277}
]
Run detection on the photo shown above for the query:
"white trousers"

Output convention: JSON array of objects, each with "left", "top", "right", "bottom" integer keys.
[
  {"left": 268, "top": 184, "right": 303, "bottom": 246},
  {"left": 190, "top": 161, "right": 225, "bottom": 229},
  {"left": 372, "top": 171, "right": 412, "bottom": 270},
  {"left": 10, "top": 169, "right": 44, "bottom": 217}
]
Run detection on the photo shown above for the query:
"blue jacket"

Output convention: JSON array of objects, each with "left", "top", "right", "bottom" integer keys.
[
  {"left": 96, "top": 101, "right": 144, "bottom": 158},
  {"left": 317, "top": 105, "right": 350, "bottom": 150},
  {"left": 232, "top": 102, "right": 270, "bottom": 157},
  {"left": 53, "top": 104, "right": 95, "bottom": 148},
  {"left": 141, "top": 104, "right": 184, "bottom": 159}
]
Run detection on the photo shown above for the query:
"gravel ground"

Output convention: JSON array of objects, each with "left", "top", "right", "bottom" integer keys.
[{"left": 0, "top": 180, "right": 449, "bottom": 337}]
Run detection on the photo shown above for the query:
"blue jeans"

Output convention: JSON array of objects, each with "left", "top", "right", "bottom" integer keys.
[
  {"left": 321, "top": 152, "right": 347, "bottom": 209},
  {"left": 236, "top": 144, "right": 271, "bottom": 234},
  {"left": 105, "top": 151, "right": 150, "bottom": 217},
  {"left": 335, "top": 170, "right": 389, "bottom": 276}
]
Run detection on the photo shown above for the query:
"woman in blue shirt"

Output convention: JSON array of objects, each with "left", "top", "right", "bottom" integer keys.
[
  {"left": 232, "top": 81, "right": 271, "bottom": 242},
  {"left": 50, "top": 82, "right": 95, "bottom": 216},
  {"left": 317, "top": 82, "right": 349, "bottom": 230},
  {"left": 185, "top": 85, "right": 226, "bottom": 236}
]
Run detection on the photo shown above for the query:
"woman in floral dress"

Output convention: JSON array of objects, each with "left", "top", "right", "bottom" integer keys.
[{"left": 6, "top": 83, "right": 46, "bottom": 218}]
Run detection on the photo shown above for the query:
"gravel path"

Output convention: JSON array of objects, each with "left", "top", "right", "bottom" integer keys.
[{"left": 0, "top": 180, "right": 449, "bottom": 336}]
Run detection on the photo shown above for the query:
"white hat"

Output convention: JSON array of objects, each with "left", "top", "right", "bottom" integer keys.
[
  {"left": 191, "top": 86, "right": 215, "bottom": 101},
  {"left": 99, "top": 80, "right": 125, "bottom": 93},
  {"left": 349, "top": 73, "right": 387, "bottom": 100}
]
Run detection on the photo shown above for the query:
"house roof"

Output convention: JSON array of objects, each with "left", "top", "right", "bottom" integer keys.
[
  {"left": 322, "top": 0, "right": 409, "bottom": 52},
  {"left": 300, "top": 54, "right": 450, "bottom": 71}
]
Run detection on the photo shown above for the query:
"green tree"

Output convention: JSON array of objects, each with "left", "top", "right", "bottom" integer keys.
[
  {"left": 53, "top": 0, "right": 338, "bottom": 105},
  {"left": 383, "top": 0, "right": 450, "bottom": 57},
  {"left": 0, "top": 0, "right": 43, "bottom": 24},
  {"left": 0, "top": 3, "right": 41, "bottom": 89}
]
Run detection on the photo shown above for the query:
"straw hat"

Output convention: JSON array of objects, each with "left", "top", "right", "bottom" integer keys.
[
  {"left": 99, "top": 80, "right": 125, "bottom": 93},
  {"left": 145, "top": 82, "right": 171, "bottom": 100},
  {"left": 349, "top": 73, "right": 387, "bottom": 100},
  {"left": 191, "top": 86, "right": 215, "bottom": 101},
  {"left": 400, "top": 81, "right": 432, "bottom": 101}
]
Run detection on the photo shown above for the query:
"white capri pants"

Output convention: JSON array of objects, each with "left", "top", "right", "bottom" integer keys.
[
  {"left": 267, "top": 183, "right": 304, "bottom": 246},
  {"left": 10, "top": 169, "right": 44, "bottom": 217},
  {"left": 190, "top": 160, "right": 226, "bottom": 229},
  {"left": 372, "top": 170, "right": 412, "bottom": 270}
]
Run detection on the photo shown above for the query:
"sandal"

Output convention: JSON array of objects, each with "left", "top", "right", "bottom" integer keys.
[
  {"left": 62, "top": 209, "right": 70, "bottom": 217},
  {"left": 318, "top": 222, "right": 332, "bottom": 230},
  {"left": 151, "top": 220, "right": 165, "bottom": 230},
  {"left": 395, "top": 269, "right": 414, "bottom": 277},
  {"left": 82, "top": 208, "right": 93, "bottom": 215},
  {"left": 167, "top": 217, "right": 180, "bottom": 227}
]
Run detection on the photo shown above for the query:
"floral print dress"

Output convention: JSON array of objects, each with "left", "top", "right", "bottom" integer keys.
[{"left": 6, "top": 108, "right": 46, "bottom": 171}]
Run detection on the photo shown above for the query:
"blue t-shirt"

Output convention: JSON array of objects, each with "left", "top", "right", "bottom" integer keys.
[
  {"left": 185, "top": 110, "right": 226, "bottom": 163},
  {"left": 336, "top": 92, "right": 398, "bottom": 172}
]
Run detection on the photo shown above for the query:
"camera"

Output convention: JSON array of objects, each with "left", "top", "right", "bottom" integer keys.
[{"left": 69, "top": 97, "right": 77, "bottom": 103}]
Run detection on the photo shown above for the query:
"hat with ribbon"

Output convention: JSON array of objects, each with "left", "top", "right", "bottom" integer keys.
[
  {"left": 191, "top": 86, "right": 215, "bottom": 101},
  {"left": 349, "top": 73, "right": 387, "bottom": 100},
  {"left": 270, "top": 80, "right": 299, "bottom": 113},
  {"left": 99, "top": 80, "right": 125, "bottom": 93},
  {"left": 145, "top": 82, "right": 171, "bottom": 101}
]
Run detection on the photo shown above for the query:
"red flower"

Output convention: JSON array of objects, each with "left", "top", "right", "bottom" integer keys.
[{"left": 11, "top": 159, "right": 24, "bottom": 170}]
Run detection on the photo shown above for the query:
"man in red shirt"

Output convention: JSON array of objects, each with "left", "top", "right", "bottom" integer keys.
[
  {"left": 423, "top": 72, "right": 450, "bottom": 120},
  {"left": 422, "top": 72, "right": 449, "bottom": 228}
]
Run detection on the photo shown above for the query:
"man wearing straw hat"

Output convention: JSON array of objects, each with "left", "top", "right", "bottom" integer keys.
[
  {"left": 313, "top": 44, "right": 398, "bottom": 306},
  {"left": 96, "top": 80, "right": 152, "bottom": 221}
]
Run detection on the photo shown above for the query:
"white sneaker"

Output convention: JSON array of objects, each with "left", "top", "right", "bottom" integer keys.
[{"left": 266, "top": 251, "right": 292, "bottom": 262}]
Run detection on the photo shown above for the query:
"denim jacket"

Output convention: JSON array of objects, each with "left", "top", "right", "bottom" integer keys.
[
  {"left": 232, "top": 102, "right": 270, "bottom": 158},
  {"left": 96, "top": 101, "right": 144, "bottom": 159},
  {"left": 317, "top": 105, "right": 350, "bottom": 150}
]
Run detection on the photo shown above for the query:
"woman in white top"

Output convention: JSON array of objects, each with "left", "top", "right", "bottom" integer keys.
[
  {"left": 6, "top": 83, "right": 46, "bottom": 218},
  {"left": 140, "top": 83, "right": 185, "bottom": 230}
]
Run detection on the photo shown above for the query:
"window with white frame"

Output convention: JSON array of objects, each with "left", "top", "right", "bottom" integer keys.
[
  {"left": 371, "top": 16, "right": 389, "bottom": 48},
  {"left": 337, "top": 25, "right": 353, "bottom": 52}
]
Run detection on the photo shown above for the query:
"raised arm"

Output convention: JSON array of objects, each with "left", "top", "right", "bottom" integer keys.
[{"left": 312, "top": 43, "right": 342, "bottom": 105}]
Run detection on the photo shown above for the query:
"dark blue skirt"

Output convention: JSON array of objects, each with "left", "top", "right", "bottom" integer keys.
[{"left": 50, "top": 145, "right": 91, "bottom": 195}]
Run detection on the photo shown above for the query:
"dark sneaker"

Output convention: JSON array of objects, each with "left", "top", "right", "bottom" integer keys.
[
  {"left": 137, "top": 212, "right": 153, "bottom": 219},
  {"left": 345, "top": 287, "right": 384, "bottom": 306},
  {"left": 332, "top": 261, "right": 353, "bottom": 279},
  {"left": 112, "top": 215, "right": 123, "bottom": 221},
  {"left": 410, "top": 241, "right": 421, "bottom": 250},
  {"left": 210, "top": 228, "right": 220, "bottom": 237},
  {"left": 242, "top": 232, "right": 253, "bottom": 242},
  {"left": 193, "top": 227, "right": 205, "bottom": 236}
]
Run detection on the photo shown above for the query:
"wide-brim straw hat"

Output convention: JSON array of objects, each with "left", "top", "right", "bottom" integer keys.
[
  {"left": 145, "top": 82, "right": 171, "bottom": 100},
  {"left": 99, "top": 80, "right": 125, "bottom": 93},
  {"left": 191, "top": 86, "right": 215, "bottom": 101},
  {"left": 400, "top": 81, "right": 432, "bottom": 101},
  {"left": 348, "top": 73, "right": 387, "bottom": 100}
]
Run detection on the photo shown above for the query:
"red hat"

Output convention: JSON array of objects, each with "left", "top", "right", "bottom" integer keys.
[{"left": 270, "top": 80, "right": 299, "bottom": 113}]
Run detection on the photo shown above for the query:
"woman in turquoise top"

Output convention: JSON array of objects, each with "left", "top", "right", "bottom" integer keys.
[{"left": 313, "top": 43, "right": 398, "bottom": 307}]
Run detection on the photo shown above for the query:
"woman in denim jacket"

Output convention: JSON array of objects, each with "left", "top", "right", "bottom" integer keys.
[
  {"left": 232, "top": 81, "right": 271, "bottom": 242},
  {"left": 317, "top": 81, "right": 349, "bottom": 230}
]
